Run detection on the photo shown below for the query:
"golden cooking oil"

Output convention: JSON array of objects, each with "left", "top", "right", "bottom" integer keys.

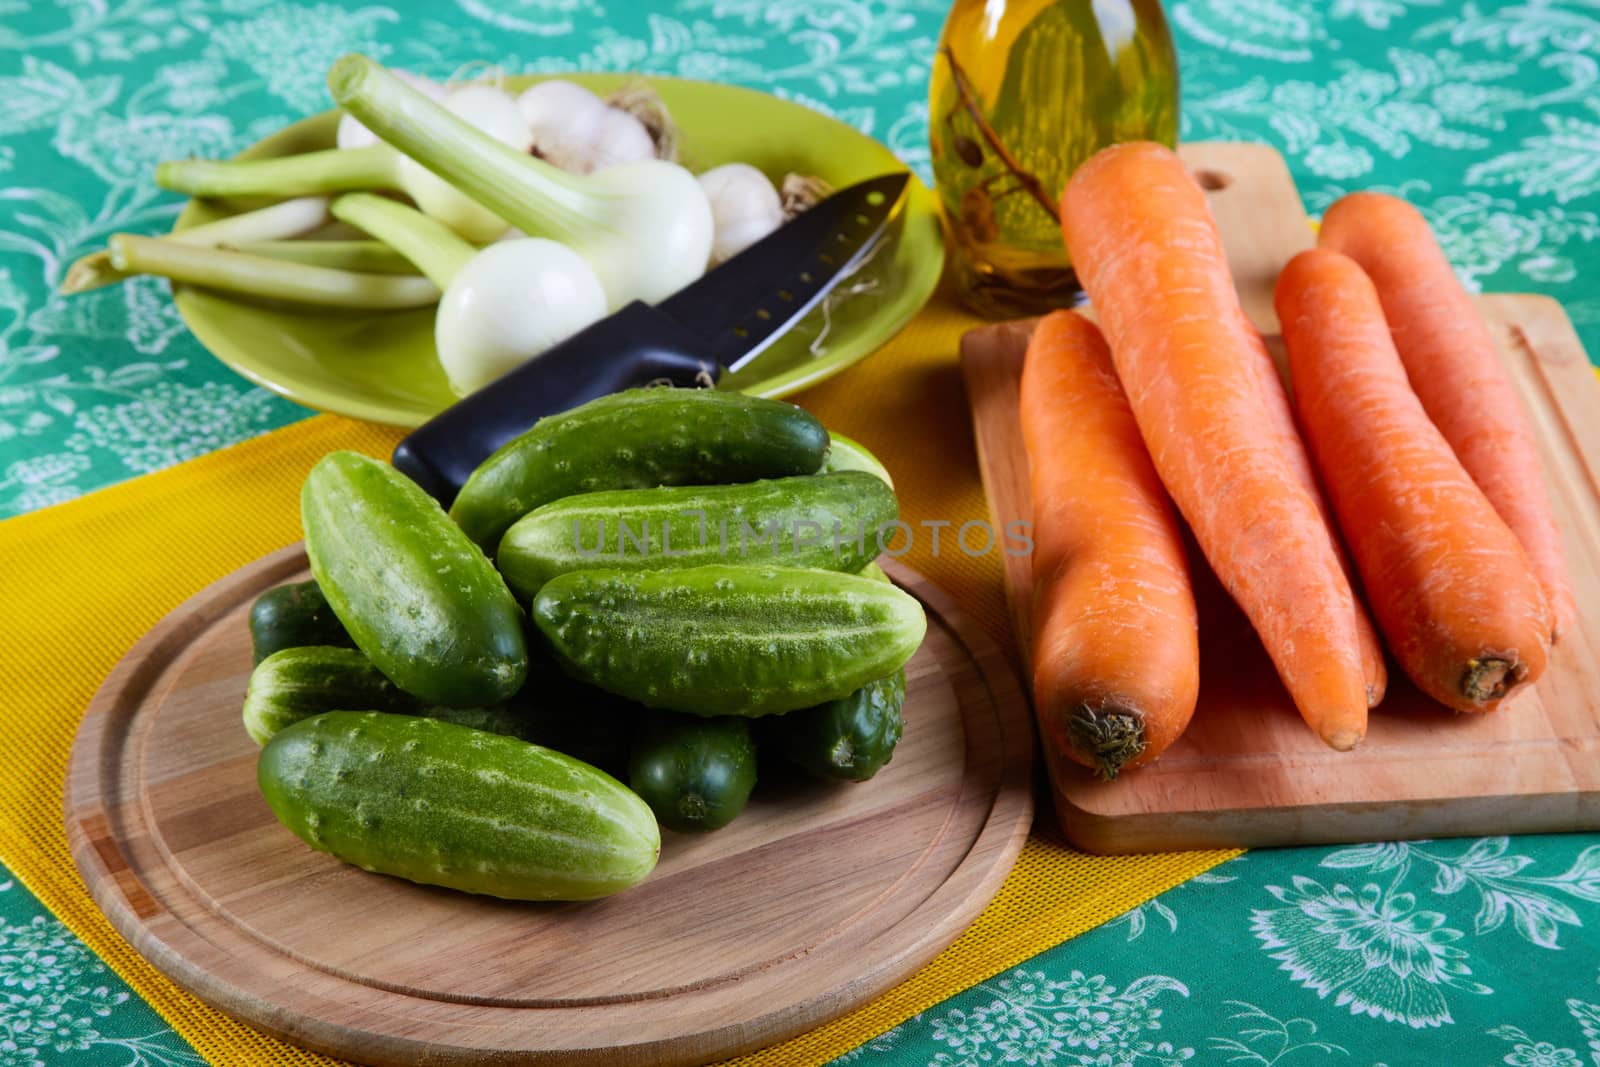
[{"left": 929, "top": 0, "right": 1179, "bottom": 317}]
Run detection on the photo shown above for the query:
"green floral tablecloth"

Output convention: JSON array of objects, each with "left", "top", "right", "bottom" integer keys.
[{"left": 2, "top": 1, "right": 1597, "bottom": 1064}]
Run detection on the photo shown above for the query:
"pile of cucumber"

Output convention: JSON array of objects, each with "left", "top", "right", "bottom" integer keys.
[{"left": 243, "top": 387, "right": 926, "bottom": 902}]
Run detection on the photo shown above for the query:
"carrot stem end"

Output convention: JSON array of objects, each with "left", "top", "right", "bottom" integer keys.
[
  {"left": 1067, "top": 707, "right": 1147, "bottom": 782},
  {"left": 1462, "top": 657, "right": 1520, "bottom": 704}
]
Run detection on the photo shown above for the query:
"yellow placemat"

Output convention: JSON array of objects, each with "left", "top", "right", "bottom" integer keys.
[{"left": 0, "top": 287, "right": 1238, "bottom": 1066}]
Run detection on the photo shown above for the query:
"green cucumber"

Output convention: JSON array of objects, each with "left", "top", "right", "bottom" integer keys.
[
  {"left": 450, "top": 388, "right": 829, "bottom": 551},
  {"left": 820, "top": 432, "right": 894, "bottom": 488},
  {"left": 243, "top": 646, "right": 418, "bottom": 745},
  {"left": 768, "top": 670, "right": 906, "bottom": 782},
  {"left": 629, "top": 715, "right": 757, "bottom": 833},
  {"left": 859, "top": 560, "right": 891, "bottom": 583},
  {"left": 258, "top": 711, "right": 660, "bottom": 901},
  {"left": 248, "top": 580, "right": 353, "bottom": 664},
  {"left": 497, "top": 471, "right": 897, "bottom": 599},
  {"left": 533, "top": 565, "right": 927, "bottom": 717},
  {"left": 242, "top": 646, "right": 536, "bottom": 745},
  {"left": 302, "top": 451, "right": 527, "bottom": 707}
]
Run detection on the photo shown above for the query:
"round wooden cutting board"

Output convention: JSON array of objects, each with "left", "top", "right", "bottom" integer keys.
[{"left": 65, "top": 546, "right": 1034, "bottom": 1066}]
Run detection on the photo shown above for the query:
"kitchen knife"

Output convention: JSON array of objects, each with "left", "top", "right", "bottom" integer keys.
[{"left": 391, "top": 171, "right": 910, "bottom": 504}]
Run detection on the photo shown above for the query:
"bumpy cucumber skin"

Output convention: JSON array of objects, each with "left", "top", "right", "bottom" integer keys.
[
  {"left": 242, "top": 647, "right": 540, "bottom": 746},
  {"left": 243, "top": 646, "right": 418, "bottom": 745},
  {"left": 249, "top": 580, "right": 353, "bottom": 664},
  {"left": 450, "top": 388, "right": 829, "bottom": 551},
  {"left": 533, "top": 565, "right": 927, "bottom": 717},
  {"left": 302, "top": 452, "right": 527, "bottom": 708},
  {"left": 497, "top": 472, "right": 898, "bottom": 599},
  {"left": 770, "top": 670, "right": 906, "bottom": 782},
  {"left": 819, "top": 432, "right": 894, "bottom": 488},
  {"left": 258, "top": 712, "right": 660, "bottom": 901},
  {"left": 629, "top": 715, "right": 757, "bottom": 833}
]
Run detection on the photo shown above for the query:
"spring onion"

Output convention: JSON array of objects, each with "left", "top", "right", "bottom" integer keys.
[
  {"left": 107, "top": 235, "right": 440, "bottom": 308},
  {"left": 328, "top": 54, "right": 713, "bottom": 310},
  {"left": 226, "top": 239, "right": 419, "bottom": 274},
  {"left": 331, "top": 192, "right": 605, "bottom": 395},
  {"left": 155, "top": 84, "right": 532, "bottom": 243},
  {"left": 338, "top": 70, "right": 445, "bottom": 149},
  {"left": 62, "top": 196, "right": 335, "bottom": 295}
]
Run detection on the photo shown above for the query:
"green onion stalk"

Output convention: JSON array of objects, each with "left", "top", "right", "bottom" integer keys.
[
  {"left": 155, "top": 83, "right": 536, "bottom": 243},
  {"left": 107, "top": 235, "right": 440, "bottom": 309},
  {"left": 62, "top": 196, "right": 334, "bottom": 295}
]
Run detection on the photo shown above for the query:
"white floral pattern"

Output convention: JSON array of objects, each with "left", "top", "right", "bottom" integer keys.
[
  {"left": 1251, "top": 840, "right": 1600, "bottom": 1029},
  {"left": 1109, "top": 898, "right": 1180, "bottom": 941},
  {"left": 919, "top": 967, "right": 1194, "bottom": 1066},
  {"left": 1204, "top": 1001, "right": 1348, "bottom": 1064},
  {"left": 0, "top": 885, "right": 202, "bottom": 1066},
  {"left": 817, "top": 843, "right": 1599, "bottom": 1062},
  {"left": 1252, "top": 875, "right": 1491, "bottom": 1028},
  {"left": 1487, "top": 983, "right": 1600, "bottom": 1067},
  {"left": 1466, "top": 98, "right": 1600, "bottom": 204}
]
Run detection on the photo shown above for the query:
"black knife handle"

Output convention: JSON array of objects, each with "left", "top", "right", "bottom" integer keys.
[{"left": 392, "top": 301, "right": 714, "bottom": 504}]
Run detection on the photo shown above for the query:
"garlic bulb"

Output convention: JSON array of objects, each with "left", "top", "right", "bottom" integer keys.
[
  {"left": 698, "top": 163, "right": 785, "bottom": 266},
  {"left": 516, "top": 80, "right": 656, "bottom": 175},
  {"left": 337, "top": 70, "right": 446, "bottom": 149}
]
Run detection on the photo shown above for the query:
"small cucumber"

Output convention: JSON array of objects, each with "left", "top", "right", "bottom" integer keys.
[
  {"left": 820, "top": 432, "right": 894, "bottom": 488},
  {"left": 302, "top": 451, "right": 527, "bottom": 707},
  {"left": 533, "top": 565, "right": 927, "bottom": 717},
  {"left": 450, "top": 388, "right": 829, "bottom": 551},
  {"left": 497, "top": 471, "right": 897, "bottom": 599},
  {"left": 243, "top": 646, "right": 417, "bottom": 745},
  {"left": 859, "top": 560, "right": 891, "bottom": 583},
  {"left": 242, "top": 646, "right": 535, "bottom": 745},
  {"left": 249, "top": 580, "right": 353, "bottom": 664},
  {"left": 258, "top": 711, "right": 660, "bottom": 901},
  {"left": 629, "top": 715, "right": 757, "bottom": 832},
  {"left": 768, "top": 670, "right": 906, "bottom": 782}
]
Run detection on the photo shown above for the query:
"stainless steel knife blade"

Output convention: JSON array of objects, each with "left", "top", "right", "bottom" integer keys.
[
  {"left": 658, "top": 171, "right": 909, "bottom": 372},
  {"left": 391, "top": 171, "right": 914, "bottom": 503}
]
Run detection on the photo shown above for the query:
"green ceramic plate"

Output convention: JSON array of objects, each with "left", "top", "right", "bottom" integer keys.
[{"left": 171, "top": 74, "right": 944, "bottom": 427}]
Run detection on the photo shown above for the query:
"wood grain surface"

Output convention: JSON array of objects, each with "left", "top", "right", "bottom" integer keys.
[
  {"left": 961, "top": 143, "right": 1600, "bottom": 854},
  {"left": 64, "top": 549, "right": 1034, "bottom": 1066}
]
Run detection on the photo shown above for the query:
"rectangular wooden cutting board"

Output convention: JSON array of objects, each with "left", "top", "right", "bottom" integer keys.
[{"left": 962, "top": 142, "right": 1600, "bottom": 854}]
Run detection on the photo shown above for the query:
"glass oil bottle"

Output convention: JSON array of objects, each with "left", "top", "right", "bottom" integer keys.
[{"left": 929, "top": 0, "right": 1179, "bottom": 316}]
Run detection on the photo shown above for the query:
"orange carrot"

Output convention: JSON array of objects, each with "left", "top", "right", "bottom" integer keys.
[
  {"left": 1020, "top": 310, "right": 1199, "bottom": 780},
  {"left": 1276, "top": 249, "right": 1550, "bottom": 711},
  {"left": 1246, "top": 339, "right": 1388, "bottom": 707},
  {"left": 1060, "top": 141, "right": 1368, "bottom": 751},
  {"left": 1319, "top": 192, "right": 1574, "bottom": 640}
]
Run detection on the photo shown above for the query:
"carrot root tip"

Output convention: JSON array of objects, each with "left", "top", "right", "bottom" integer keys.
[
  {"left": 1462, "top": 657, "right": 1522, "bottom": 704},
  {"left": 1067, "top": 706, "right": 1147, "bottom": 782},
  {"left": 1324, "top": 727, "right": 1364, "bottom": 752}
]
